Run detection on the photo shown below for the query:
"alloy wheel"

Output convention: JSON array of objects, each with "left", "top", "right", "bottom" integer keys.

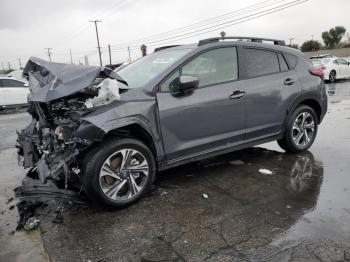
[
  {"left": 292, "top": 112, "right": 315, "bottom": 148},
  {"left": 99, "top": 148, "right": 149, "bottom": 201}
]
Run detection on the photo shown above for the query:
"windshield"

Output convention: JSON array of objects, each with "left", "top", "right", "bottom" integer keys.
[{"left": 117, "top": 49, "right": 192, "bottom": 88}]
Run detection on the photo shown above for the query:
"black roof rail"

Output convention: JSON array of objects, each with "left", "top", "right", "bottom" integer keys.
[
  {"left": 198, "top": 36, "right": 286, "bottom": 46},
  {"left": 154, "top": 45, "right": 181, "bottom": 52}
]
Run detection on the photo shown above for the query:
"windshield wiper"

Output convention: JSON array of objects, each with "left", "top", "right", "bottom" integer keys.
[
  {"left": 101, "top": 67, "right": 128, "bottom": 86},
  {"left": 114, "top": 72, "right": 128, "bottom": 86}
]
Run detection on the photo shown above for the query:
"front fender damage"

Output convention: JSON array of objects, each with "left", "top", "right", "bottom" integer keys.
[
  {"left": 16, "top": 116, "right": 96, "bottom": 185},
  {"left": 16, "top": 57, "right": 124, "bottom": 191}
]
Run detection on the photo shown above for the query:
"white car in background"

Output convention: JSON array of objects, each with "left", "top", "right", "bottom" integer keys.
[
  {"left": 7, "top": 69, "right": 27, "bottom": 82},
  {"left": 310, "top": 57, "right": 350, "bottom": 82},
  {"left": 0, "top": 77, "right": 29, "bottom": 109}
]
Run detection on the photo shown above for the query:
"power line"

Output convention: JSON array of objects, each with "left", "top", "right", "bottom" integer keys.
[
  {"left": 107, "top": 0, "right": 306, "bottom": 54},
  {"left": 110, "top": 0, "right": 288, "bottom": 48},
  {"left": 5, "top": 0, "right": 308, "bottom": 65},
  {"left": 137, "top": 0, "right": 307, "bottom": 47}
]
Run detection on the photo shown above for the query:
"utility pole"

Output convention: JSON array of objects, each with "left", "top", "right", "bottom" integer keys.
[
  {"left": 70, "top": 49, "right": 73, "bottom": 64},
  {"left": 45, "top": 48, "right": 52, "bottom": 62},
  {"left": 289, "top": 37, "right": 294, "bottom": 46},
  {"left": 127, "top": 46, "right": 131, "bottom": 62},
  {"left": 140, "top": 44, "right": 147, "bottom": 57},
  {"left": 89, "top": 19, "right": 103, "bottom": 67},
  {"left": 108, "top": 44, "right": 112, "bottom": 65},
  {"left": 8, "top": 62, "right": 11, "bottom": 71},
  {"left": 1, "top": 62, "right": 5, "bottom": 72},
  {"left": 18, "top": 58, "right": 22, "bottom": 69}
]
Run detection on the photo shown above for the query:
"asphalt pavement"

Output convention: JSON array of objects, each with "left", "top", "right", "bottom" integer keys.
[{"left": 1, "top": 81, "right": 350, "bottom": 261}]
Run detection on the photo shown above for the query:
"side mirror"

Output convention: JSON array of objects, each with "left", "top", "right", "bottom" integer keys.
[{"left": 178, "top": 75, "right": 199, "bottom": 93}]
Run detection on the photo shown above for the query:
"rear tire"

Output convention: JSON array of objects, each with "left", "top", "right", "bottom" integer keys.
[
  {"left": 82, "top": 137, "right": 156, "bottom": 209},
  {"left": 329, "top": 70, "right": 336, "bottom": 82},
  {"left": 278, "top": 105, "right": 318, "bottom": 153}
]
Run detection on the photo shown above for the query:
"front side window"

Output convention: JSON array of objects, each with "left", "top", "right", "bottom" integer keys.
[
  {"left": 336, "top": 59, "right": 348, "bottom": 65},
  {"left": 245, "top": 48, "right": 280, "bottom": 78},
  {"left": 160, "top": 47, "right": 238, "bottom": 91},
  {"left": 117, "top": 49, "right": 192, "bottom": 89}
]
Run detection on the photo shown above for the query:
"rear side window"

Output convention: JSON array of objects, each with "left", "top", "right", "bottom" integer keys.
[
  {"left": 278, "top": 53, "right": 289, "bottom": 72},
  {"left": 244, "top": 48, "right": 279, "bottom": 78},
  {"left": 284, "top": 53, "right": 298, "bottom": 69}
]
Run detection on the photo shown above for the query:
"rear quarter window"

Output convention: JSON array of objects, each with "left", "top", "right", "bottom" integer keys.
[
  {"left": 284, "top": 53, "right": 298, "bottom": 69},
  {"left": 278, "top": 53, "right": 289, "bottom": 72}
]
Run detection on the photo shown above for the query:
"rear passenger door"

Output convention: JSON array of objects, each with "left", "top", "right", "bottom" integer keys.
[{"left": 240, "top": 47, "right": 301, "bottom": 140}]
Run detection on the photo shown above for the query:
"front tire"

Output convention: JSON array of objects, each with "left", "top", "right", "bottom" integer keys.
[
  {"left": 278, "top": 105, "right": 318, "bottom": 153},
  {"left": 83, "top": 137, "right": 156, "bottom": 208}
]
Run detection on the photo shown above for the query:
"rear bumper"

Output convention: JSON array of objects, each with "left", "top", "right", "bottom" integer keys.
[{"left": 319, "top": 82, "right": 328, "bottom": 123}]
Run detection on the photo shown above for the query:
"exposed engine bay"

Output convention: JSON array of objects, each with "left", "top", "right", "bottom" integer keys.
[{"left": 16, "top": 57, "right": 123, "bottom": 189}]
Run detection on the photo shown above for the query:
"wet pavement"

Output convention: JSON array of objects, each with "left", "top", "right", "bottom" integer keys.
[{"left": 1, "top": 81, "right": 350, "bottom": 261}]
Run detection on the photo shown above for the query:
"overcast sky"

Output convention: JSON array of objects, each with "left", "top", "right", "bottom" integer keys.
[{"left": 0, "top": 0, "right": 349, "bottom": 68}]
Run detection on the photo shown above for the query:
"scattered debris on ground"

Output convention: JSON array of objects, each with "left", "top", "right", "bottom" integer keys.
[
  {"left": 52, "top": 207, "right": 64, "bottom": 224},
  {"left": 23, "top": 217, "right": 40, "bottom": 231},
  {"left": 258, "top": 168, "right": 273, "bottom": 175},
  {"left": 202, "top": 193, "right": 209, "bottom": 199},
  {"left": 14, "top": 174, "right": 88, "bottom": 230},
  {"left": 228, "top": 160, "right": 245, "bottom": 165}
]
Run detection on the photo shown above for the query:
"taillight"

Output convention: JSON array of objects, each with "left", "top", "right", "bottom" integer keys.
[{"left": 309, "top": 67, "right": 324, "bottom": 79}]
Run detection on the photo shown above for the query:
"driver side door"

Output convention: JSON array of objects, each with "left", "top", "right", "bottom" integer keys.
[{"left": 156, "top": 46, "right": 246, "bottom": 161}]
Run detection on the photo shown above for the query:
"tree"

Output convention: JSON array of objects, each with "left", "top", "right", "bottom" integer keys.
[
  {"left": 322, "top": 26, "right": 346, "bottom": 49},
  {"left": 287, "top": 44, "right": 299, "bottom": 49},
  {"left": 300, "top": 40, "right": 322, "bottom": 52}
]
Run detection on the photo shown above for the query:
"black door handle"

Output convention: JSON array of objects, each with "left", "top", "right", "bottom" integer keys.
[
  {"left": 230, "top": 90, "right": 246, "bottom": 99},
  {"left": 284, "top": 78, "right": 295, "bottom": 85}
]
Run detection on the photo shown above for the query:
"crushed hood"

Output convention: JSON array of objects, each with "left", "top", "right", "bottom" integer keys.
[{"left": 23, "top": 57, "right": 112, "bottom": 102}]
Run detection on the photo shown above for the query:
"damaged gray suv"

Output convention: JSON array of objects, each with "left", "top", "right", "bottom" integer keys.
[{"left": 17, "top": 36, "right": 327, "bottom": 208}]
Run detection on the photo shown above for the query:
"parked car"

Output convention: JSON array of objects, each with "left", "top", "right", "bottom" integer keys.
[
  {"left": 17, "top": 36, "right": 327, "bottom": 208},
  {"left": 309, "top": 54, "right": 336, "bottom": 59},
  {"left": 7, "top": 69, "right": 27, "bottom": 82},
  {"left": 310, "top": 57, "right": 350, "bottom": 82},
  {"left": 0, "top": 77, "right": 29, "bottom": 109}
]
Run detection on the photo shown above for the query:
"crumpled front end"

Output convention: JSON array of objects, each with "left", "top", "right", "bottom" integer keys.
[
  {"left": 17, "top": 102, "right": 94, "bottom": 186},
  {"left": 16, "top": 57, "right": 122, "bottom": 188}
]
